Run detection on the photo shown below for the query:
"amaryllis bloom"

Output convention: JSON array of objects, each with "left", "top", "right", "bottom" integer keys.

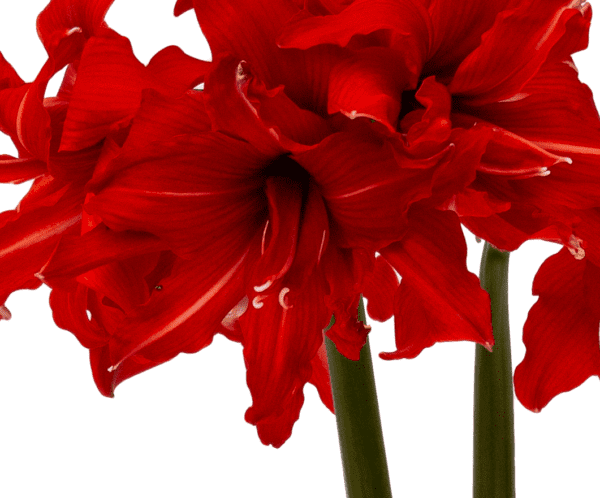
[
  {"left": 0, "top": 0, "right": 499, "bottom": 447},
  {"left": 0, "top": 0, "right": 433, "bottom": 448},
  {"left": 277, "top": 0, "right": 600, "bottom": 411},
  {"left": 41, "top": 55, "right": 419, "bottom": 447}
]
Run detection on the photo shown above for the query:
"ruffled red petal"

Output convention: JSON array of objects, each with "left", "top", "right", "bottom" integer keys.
[
  {"left": 379, "top": 208, "right": 493, "bottom": 359},
  {"left": 514, "top": 249, "right": 600, "bottom": 411},
  {"left": 36, "top": 0, "right": 114, "bottom": 54},
  {"left": 0, "top": 178, "right": 83, "bottom": 310},
  {"left": 242, "top": 270, "right": 329, "bottom": 447},
  {"left": 449, "top": 0, "right": 591, "bottom": 105}
]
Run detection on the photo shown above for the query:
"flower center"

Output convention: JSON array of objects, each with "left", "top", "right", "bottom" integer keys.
[{"left": 263, "top": 155, "right": 310, "bottom": 191}]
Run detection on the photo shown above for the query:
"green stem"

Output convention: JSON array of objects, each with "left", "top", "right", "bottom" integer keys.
[
  {"left": 473, "top": 243, "right": 515, "bottom": 498},
  {"left": 325, "top": 298, "right": 393, "bottom": 498}
]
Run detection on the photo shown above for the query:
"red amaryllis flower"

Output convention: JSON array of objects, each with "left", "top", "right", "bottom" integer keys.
[
  {"left": 4, "top": 0, "right": 495, "bottom": 447},
  {"left": 278, "top": 0, "right": 600, "bottom": 410},
  {"left": 8, "top": 0, "right": 496, "bottom": 447},
  {"left": 41, "top": 54, "right": 421, "bottom": 446}
]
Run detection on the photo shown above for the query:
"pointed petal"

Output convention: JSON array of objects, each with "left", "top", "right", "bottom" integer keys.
[
  {"left": 379, "top": 208, "right": 493, "bottom": 359},
  {"left": 36, "top": 0, "right": 114, "bottom": 54},
  {"left": 252, "top": 388, "right": 306, "bottom": 449},
  {"left": 174, "top": 0, "right": 193, "bottom": 16},
  {"left": 91, "top": 344, "right": 174, "bottom": 398},
  {"left": 449, "top": 0, "right": 591, "bottom": 104},
  {"left": 514, "top": 249, "right": 600, "bottom": 411},
  {"left": 242, "top": 270, "right": 329, "bottom": 447},
  {"left": 307, "top": 340, "right": 334, "bottom": 413}
]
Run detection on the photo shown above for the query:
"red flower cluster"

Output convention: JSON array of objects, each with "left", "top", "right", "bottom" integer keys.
[{"left": 0, "top": 0, "right": 598, "bottom": 446}]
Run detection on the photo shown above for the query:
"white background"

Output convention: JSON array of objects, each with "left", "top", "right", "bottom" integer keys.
[{"left": 0, "top": 2, "right": 598, "bottom": 497}]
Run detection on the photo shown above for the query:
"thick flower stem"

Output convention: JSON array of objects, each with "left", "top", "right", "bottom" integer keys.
[
  {"left": 473, "top": 243, "right": 515, "bottom": 498},
  {"left": 324, "top": 298, "right": 393, "bottom": 498}
]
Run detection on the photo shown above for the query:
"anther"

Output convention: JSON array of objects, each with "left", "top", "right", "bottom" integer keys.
[
  {"left": 252, "top": 296, "right": 265, "bottom": 309},
  {"left": 254, "top": 280, "right": 273, "bottom": 293},
  {"left": 278, "top": 287, "right": 292, "bottom": 309},
  {"left": 0, "top": 306, "right": 11, "bottom": 321}
]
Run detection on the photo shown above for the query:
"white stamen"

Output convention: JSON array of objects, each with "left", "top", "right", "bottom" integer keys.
[
  {"left": 252, "top": 296, "right": 265, "bottom": 309},
  {"left": 499, "top": 93, "right": 529, "bottom": 103},
  {"left": 317, "top": 230, "right": 327, "bottom": 264},
  {"left": 254, "top": 280, "right": 273, "bottom": 293},
  {"left": 66, "top": 27, "right": 83, "bottom": 36},
  {"left": 278, "top": 287, "right": 292, "bottom": 309},
  {"left": 107, "top": 365, "right": 117, "bottom": 372},
  {"left": 261, "top": 220, "right": 270, "bottom": 255},
  {"left": 568, "top": 234, "right": 585, "bottom": 260},
  {"left": 478, "top": 164, "right": 551, "bottom": 179},
  {"left": 0, "top": 306, "right": 12, "bottom": 321},
  {"left": 530, "top": 141, "right": 600, "bottom": 157}
]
